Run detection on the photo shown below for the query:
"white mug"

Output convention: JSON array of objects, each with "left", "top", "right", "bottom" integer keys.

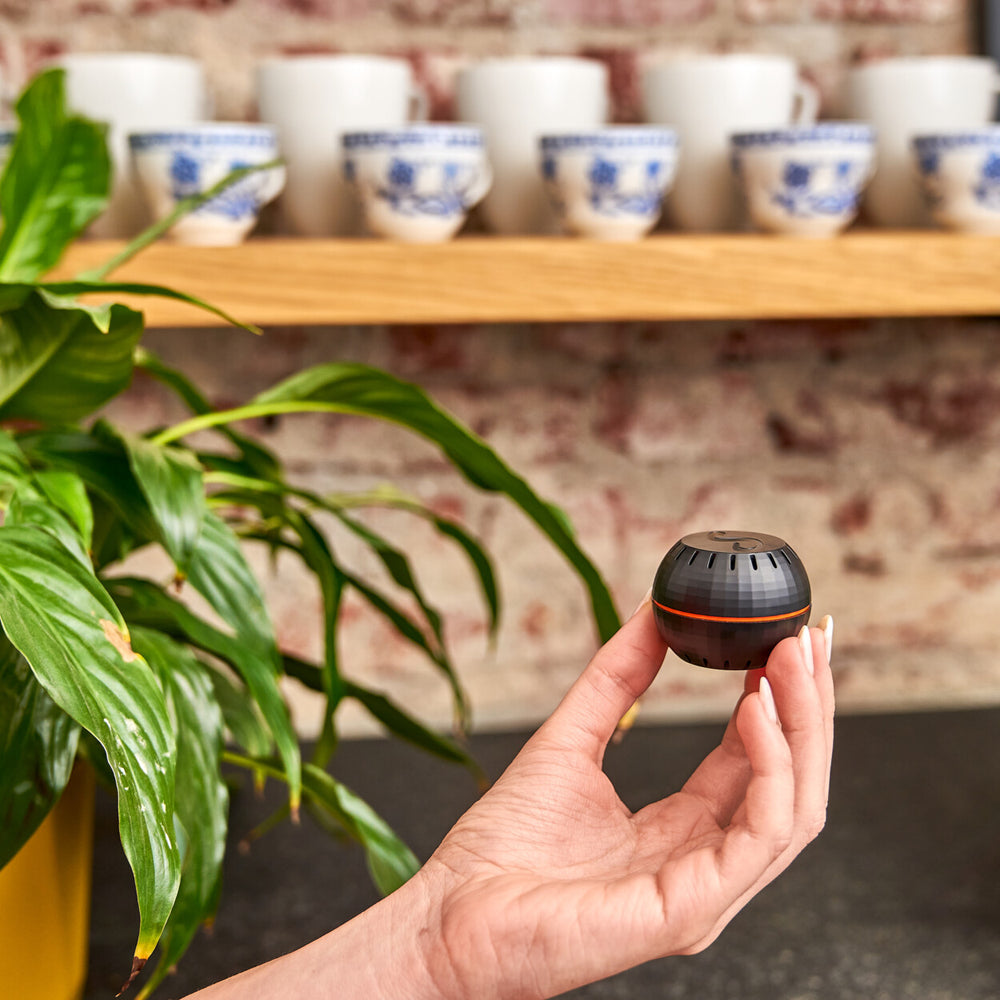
[
  {"left": 256, "top": 55, "right": 424, "bottom": 236},
  {"left": 56, "top": 53, "right": 208, "bottom": 238},
  {"left": 642, "top": 54, "right": 819, "bottom": 231},
  {"left": 455, "top": 57, "right": 609, "bottom": 234},
  {"left": 845, "top": 56, "right": 1000, "bottom": 227}
]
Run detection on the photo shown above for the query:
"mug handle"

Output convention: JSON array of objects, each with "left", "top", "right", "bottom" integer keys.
[
  {"left": 792, "top": 77, "right": 820, "bottom": 125},
  {"left": 409, "top": 83, "right": 429, "bottom": 122}
]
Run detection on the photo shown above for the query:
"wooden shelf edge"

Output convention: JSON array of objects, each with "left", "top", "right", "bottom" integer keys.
[{"left": 51, "top": 233, "right": 1000, "bottom": 328}]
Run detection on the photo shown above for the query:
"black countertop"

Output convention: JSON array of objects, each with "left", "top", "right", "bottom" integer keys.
[{"left": 85, "top": 708, "right": 1000, "bottom": 1000}]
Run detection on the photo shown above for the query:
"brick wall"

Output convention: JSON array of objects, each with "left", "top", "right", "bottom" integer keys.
[{"left": 4, "top": 0, "right": 997, "bottom": 736}]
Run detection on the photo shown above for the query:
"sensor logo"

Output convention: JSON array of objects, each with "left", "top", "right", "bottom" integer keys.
[{"left": 707, "top": 531, "right": 766, "bottom": 552}]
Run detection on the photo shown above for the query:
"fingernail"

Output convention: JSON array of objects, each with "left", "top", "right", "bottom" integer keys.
[
  {"left": 819, "top": 614, "right": 834, "bottom": 663},
  {"left": 799, "top": 625, "right": 814, "bottom": 676},
  {"left": 631, "top": 586, "right": 653, "bottom": 618},
  {"left": 759, "top": 676, "right": 779, "bottom": 725}
]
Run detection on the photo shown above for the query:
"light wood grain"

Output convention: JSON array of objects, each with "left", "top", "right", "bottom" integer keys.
[{"left": 51, "top": 233, "right": 1000, "bottom": 328}]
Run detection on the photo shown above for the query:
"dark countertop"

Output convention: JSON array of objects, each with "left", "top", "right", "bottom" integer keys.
[{"left": 85, "top": 708, "right": 1000, "bottom": 1000}]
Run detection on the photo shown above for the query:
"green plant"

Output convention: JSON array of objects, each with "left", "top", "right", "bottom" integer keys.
[{"left": 0, "top": 70, "right": 621, "bottom": 994}]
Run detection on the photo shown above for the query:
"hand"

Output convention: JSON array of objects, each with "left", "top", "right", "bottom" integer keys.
[{"left": 416, "top": 600, "right": 836, "bottom": 1000}]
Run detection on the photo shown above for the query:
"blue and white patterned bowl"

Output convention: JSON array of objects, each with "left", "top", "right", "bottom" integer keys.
[
  {"left": 128, "top": 124, "right": 284, "bottom": 245},
  {"left": 539, "top": 126, "right": 679, "bottom": 240},
  {"left": 913, "top": 128, "right": 1000, "bottom": 234},
  {"left": 342, "top": 125, "right": 491, "bottom": 242},
  {"left": 730, "top": 123, "right": 876, "bottom": 237}
]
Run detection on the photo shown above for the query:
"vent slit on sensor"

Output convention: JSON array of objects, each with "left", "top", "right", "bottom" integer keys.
[
  {"left": 750, "top": 554, "right": 758, "bottom": 570},
  {"left": 707, "top": 553, "right": 716, "bottom": 569},
  {"left": 768, "top": 553, "right": 778, "bottom": 568},
  {"left": 729, "top": 554, "right": 736, "bottom": 571}
]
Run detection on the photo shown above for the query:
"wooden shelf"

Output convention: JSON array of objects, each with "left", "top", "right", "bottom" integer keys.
[{"left": 52, "top": 233, "right": 1000, "bottom": 328}]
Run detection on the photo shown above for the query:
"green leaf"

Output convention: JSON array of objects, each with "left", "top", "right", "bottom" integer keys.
[
  {"left": 33, "top": 468, "right": 93, "bottom": 548},
  {"left": 225, "top": 752, "right": 420, "bottom": 897},
  {"left": 154, "top": 363, "right": 620, "bottom": 642},
  {"left": 339, "top": 568, "right": 469, "bottom": 731},
  {"left": 40, "top": 279, "right": 261, "bottom": 336},
  {"left": 135, "top": 348, "right": 281, "bottom": 480},
  {"left": 203, "top": 663, "right": 273, "bottom": 759},
  {"left": 187, "top": 511, "right": 278, "bottom": 659},
  {"left": 333, "top": 510, "right": 447, "bottom": 655},
  {"left": 0, "top": 68, "right": 110, "bottom": 281},
  {"left": 306, "top": 765, "right": 420, "bottom": 895},
  {"left": 0, "top": 291, "right": 143, "bottom": 423},
  {"left": 0, "top": 525, "right": 180, "bottom": 968},
  {"left": 120, "top": 432, "right": 207, "bottom": 574},
  {"left": 19, "top": 428, "right": 159, "bottom": 565},
  {"left": 108, "top": 574, "right": 300, "bottom": 813},
  {"left": 131, "top": 627, "right": 228, "bottom": 999},
  {"left": 6, "top": 479, "right": 91, "bottom": 567},
  {"left": 282, "top": 510, "right": 344, "bottom": 765},
  {"left": 0, "top": 635, "right": 80, "bottom": 868},
  {"left": 342, "top": 679, "right": 485, "bottom": 787}
]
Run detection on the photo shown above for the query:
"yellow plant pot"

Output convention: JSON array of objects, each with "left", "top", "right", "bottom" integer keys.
[{"left": 0, "top": 764, "right": 96, "bottom": 1000}]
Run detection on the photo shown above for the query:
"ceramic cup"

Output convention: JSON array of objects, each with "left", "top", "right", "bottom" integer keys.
[
  {"left": 539, "top": 126, "right": 679, "bottom": 240},
  {"left": 642, "top": 54, "right": 819, "bottom": 232},
  {"left": 55, "top": 53, "right": 208, "bottom": 237},
  {"left": 730, "top": 123, "right": 876, "bottom": 237},
  {"left": 256, "top": 55, "right": 425, "bottom": 236},
  {"left": 845, "top": 56, "right": 1000, "bottom": 227},
  {"left": 455, "top": 57, "right": 609, "bottom": 234},
  {"left": 343, "top": 125, "right": 491, "bottom": 242},
  {"left": 129, "top": 123, "right": 285, "bottom": 245},
  {"left": 913, "top": 127, "right": 1000, "bottom": 234}
]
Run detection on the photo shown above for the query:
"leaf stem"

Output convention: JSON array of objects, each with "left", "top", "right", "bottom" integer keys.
[
  {"left": 77, "top": 159, "right": 284, "bottom": 282},
  {"left": 152, "top": 402, "right": 322, "bottom": 446}
]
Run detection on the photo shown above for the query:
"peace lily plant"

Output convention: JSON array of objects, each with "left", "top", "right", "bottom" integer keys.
[{"left": 0, "top": 71, "right": 621, "bottom": 995}]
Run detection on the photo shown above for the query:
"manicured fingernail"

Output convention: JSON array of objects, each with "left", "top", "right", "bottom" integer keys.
[
  {"left": 799, "top": 625, "right": 814, "bottom": 676},
  {"left": 759, "top": 676, "right": 779, "bottom": 725},
  {"left": 631, "top": 586, "right": 653, "bottom": 617},
  {"left": 819, "top": 614, "right": 834, "bottom": 663}
]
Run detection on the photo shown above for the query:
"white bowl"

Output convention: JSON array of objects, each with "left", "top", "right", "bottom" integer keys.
[
  {"left": 731, "top": 123, "right": 876, "bottom": 237},
  {"left": 539, "top": 126, "right": 679, "bottom": 240},
  {"left": 913, "top": 128, "right": 1000, "bottom": 234},
  {"left": 128, "top": 123, "right": 285, "bottom": 245},
  {"left": 342, "top": 125, "right": 491, "bottom": 242}
]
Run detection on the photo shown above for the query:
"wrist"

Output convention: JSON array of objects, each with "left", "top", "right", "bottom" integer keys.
[{"left": 315, "top": 865, "right": 455, "bottom": 1000}]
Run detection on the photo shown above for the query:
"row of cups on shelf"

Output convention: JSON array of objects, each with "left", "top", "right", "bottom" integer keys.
[{"left": 10, "top": 50, "right": 1000, "bottom": 242}]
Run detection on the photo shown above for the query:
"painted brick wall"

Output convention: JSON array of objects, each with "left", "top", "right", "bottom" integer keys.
[{"left": 3, "top": 0, "right": 995, "bottom": 736}]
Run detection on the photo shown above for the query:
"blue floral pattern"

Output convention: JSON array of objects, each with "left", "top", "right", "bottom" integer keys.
[
  {"left": 585, "top": 155, "right": 666, "bottom": 216},
  {"left": 168, "top": 151, "right": 270, "bottom": 221},
  {"left": 974, "top": 152, "right": 1000, "bottom": 210},
  {"left": 771, "top": 159, "right": 865, "bottom": 217},
  {"left": 375, "top": 156, "right": 482, "bottom": 218},
  {"left": 914, "top": 135, "right": 1000, "bottom": 216}
]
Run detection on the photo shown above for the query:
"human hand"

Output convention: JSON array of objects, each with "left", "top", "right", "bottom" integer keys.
[{"left": 416, "top": 599, "right": 836, "bottom": 1000}]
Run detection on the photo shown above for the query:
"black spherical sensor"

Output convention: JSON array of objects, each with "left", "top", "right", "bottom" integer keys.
[{"left": 652, "top": 530, "right": 811, "bottom": 670}]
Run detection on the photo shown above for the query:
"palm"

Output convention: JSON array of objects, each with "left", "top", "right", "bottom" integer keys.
[{"left": 422, "top": 607, "right": 833, "bottom": 1000}]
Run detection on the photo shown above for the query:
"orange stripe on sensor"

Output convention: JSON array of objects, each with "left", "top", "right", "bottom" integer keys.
[{"left": 652, "top": 600, "right": 811, "bottom": 624}]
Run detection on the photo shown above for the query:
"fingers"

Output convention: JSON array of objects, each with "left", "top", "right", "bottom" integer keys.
[
  {"left": 677, "top": 692, "right": 752, "bottom": 828},
  {"left": 539, "top": 595, "right": 668, "bottom": 762},
  {"left": 762, "top": 626, "right": 833, "bottom": 843},
  {"left": 691, "top": 621, "right": 836, "bottom": 951},
  {"left": 712, "top": 678, "right": 795, "bottom": 896}
]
